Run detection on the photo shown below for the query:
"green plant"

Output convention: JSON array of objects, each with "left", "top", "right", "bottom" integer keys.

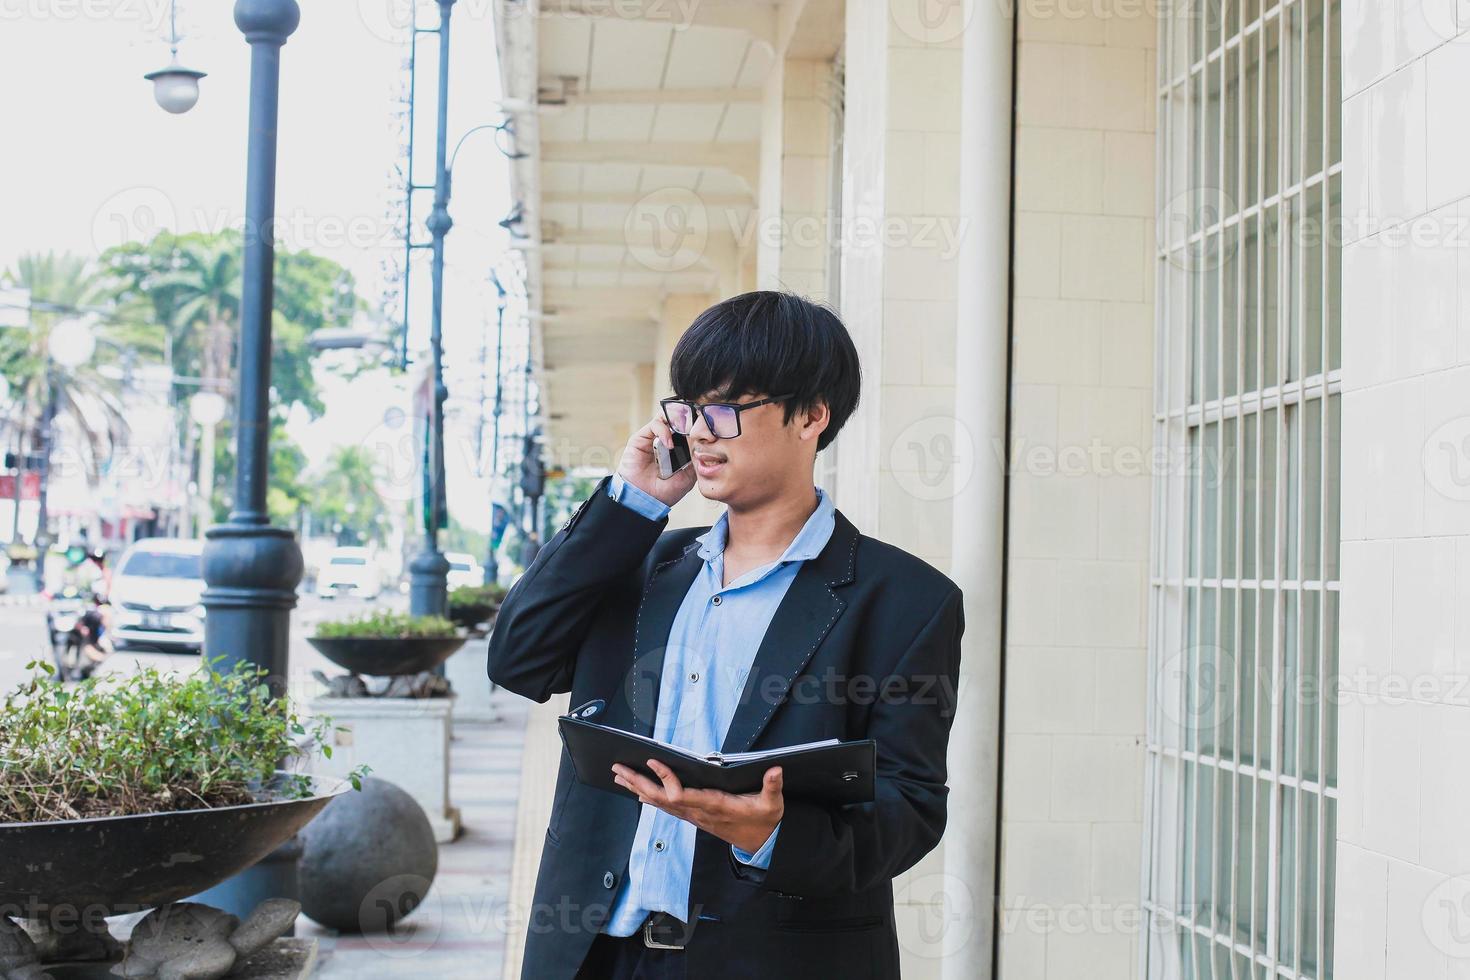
[
  {"left": 0, "top": 658, "right": 368, "bottom": 824},
  {"left": 447, "top": 583, "right": 507, "bottom": 627},
  {"left": 314, "top": 610, "right": 457, "bottom": 639}
]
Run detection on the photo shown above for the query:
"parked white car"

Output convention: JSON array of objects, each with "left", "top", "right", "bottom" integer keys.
[
  {"left": 109, "top": 538, "right": 207, "bottom": 653},
  {"left": 317, "top": 546, "right": 384, "bottom": 599},
  {"left": 445, "top": 552, "right": 484, "bottom": 590}
]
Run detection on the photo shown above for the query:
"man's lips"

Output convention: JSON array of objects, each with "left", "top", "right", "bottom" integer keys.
[{"left": 693, "top": 453, "right": 726, "bottom": 474}]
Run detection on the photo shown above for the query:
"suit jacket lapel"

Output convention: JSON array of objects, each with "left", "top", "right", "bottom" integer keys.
[
  {"left": 615, "top": 541, "right": 703, "bottom": 737},
  {"left": 720, "top": 510, "right": 860, "bottom": 754}
]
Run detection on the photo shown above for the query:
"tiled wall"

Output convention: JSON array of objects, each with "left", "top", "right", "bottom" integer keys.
[
  {"left": 999, "top": 2, "right": 1156, "bottom": 978},
  {"left": 1337, "top": 3, "right": 1470, "bottom": 976}
]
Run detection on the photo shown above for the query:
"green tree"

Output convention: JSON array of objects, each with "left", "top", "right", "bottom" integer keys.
[
  {"left": 101, "top": 230, "right": 363, "bottom": 521},
  {"left": 307, "top": 445, "right": 390, "bottom": 546},
  {"left": 0, "top": 252, "right": 136, "bottom": 487},
  {"left": 101, "top": 229, "right": 344, "bottom": 415},
  {"left": 209, "top": 415, "right": 310, "bottom": 528}
]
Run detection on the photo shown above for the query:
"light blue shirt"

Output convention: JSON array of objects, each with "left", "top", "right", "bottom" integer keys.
[{"left": 602, "top": 472, "right": 836, "bottom": 935}]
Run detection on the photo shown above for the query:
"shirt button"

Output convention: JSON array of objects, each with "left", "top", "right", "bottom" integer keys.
[
  {"left": 654, "top": 839, "right": 666, "bottom": 852},
  {"left": 689, "top": 672, "right": 700, "bottom": 683},
  {"left": 711, "top": 595, "right": 722, "bottom": 605},
  {"left": 602, "top": 871, "right": 616, "bottom": 889}
]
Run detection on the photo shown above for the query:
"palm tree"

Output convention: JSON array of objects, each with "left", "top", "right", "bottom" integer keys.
[
  {"left": 0, "top": 253, "right": 132, "bottom": 490},
  {"left": 154, "top": 235, "right": 241, "bottom": 392},
  {"left": 312, "top": 445, "right": 390, "bottom": 545}
]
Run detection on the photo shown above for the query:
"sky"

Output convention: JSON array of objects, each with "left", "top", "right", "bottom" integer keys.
[{"left": 0, "top": 0, "right": 520, "bottom": 535}]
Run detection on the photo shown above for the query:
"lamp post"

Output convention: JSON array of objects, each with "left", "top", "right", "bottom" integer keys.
[
  {"left": 189, "top": 391, "right": 227, "bottom": 535},
  {"left": 483, "top": 271, "right": 506, "bottom": 585},
  {"left": 191, "top": 0, "right": 304, "bottom": 919},
  {"left": 34, "top": 316, "right": 97, "bottom": 592},
  {"left": 407, "top": 0, "right": 456, "bottom": 621}
]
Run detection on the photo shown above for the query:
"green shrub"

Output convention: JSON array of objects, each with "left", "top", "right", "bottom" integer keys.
[
  {"left": 448, "top": 582, "right": 507, "bottom": 607},
  {"left": 314, "top": 610, "right": 458, "bottom": 639},
  {"left": 447, "top": 583, "right": 506, "bottom": 627},
  {"left": 0, "top": 657, "right": 366, "bottom": 824}
]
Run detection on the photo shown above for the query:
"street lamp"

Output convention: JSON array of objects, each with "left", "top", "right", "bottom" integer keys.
[
  {"left": 483, "top": 270, "right": 507, "bottom": 585},
  {"left": 404, "top": 2, "right": 525, "bottom": 617},
  {"left": 407, "top": 0, "right": 457, "bottom": 622},
  {"left": 145, "top": 0, "right": 206, "bottom": 114},
  {"left": 190, "top": 0, "right": 304, "bottom": 920},
  {"left": 189, "top": 391, "right": 226, "bottom": 534}
]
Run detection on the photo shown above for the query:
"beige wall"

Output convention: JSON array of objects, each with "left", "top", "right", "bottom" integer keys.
[
  {"left": 1336, "top": 8, "right": 1470, "bottom": 978},
  {"left": 998, "top": 3, "right": 1156, "bottom": 978}
]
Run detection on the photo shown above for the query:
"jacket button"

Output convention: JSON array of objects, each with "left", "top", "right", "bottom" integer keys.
[{"left": 603, "top": 871, "right": 616, "bottom": 889}]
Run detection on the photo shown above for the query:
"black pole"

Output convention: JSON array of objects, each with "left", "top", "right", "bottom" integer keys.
[
  {"left": 483, "top": 276, "right": 505, "bottom": 585},
  {"left": 202, "top": 0, "right": 304, "bottom": 684},
  {"left": 32, "top": 368, "right": 56, "bottom": 593},
  {"left": 190, "top": 0, "right": 305, "bottom": 923},
  {"left": 409, "top": 0, "right": 455, "bottom": 620}
]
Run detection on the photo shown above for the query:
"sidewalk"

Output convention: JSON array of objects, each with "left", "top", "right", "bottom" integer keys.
[{"left": 300, "top": 686, "right": 530, "bottom": 979}]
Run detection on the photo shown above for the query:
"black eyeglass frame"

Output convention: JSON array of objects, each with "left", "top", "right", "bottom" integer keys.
[{"left": 659, "top": 393, "right": 796, "bottom": 440}]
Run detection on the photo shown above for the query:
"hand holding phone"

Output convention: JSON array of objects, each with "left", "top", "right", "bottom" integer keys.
[
  {"left": 654, "top": 430, "right": 692, "bottom": 479},
  {"left": 616, "top": 414, "right": 697, "bottom": 508}
]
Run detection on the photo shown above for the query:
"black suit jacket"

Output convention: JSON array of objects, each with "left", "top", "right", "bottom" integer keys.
[{"left": 487, "top": 475, "right": 966, "bottom": 979}]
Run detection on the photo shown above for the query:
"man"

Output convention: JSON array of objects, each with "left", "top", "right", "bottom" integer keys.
[{"left": 488, "top": 291, "right": 966, "bottom": 979}]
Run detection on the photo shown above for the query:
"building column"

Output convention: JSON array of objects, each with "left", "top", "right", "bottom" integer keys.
[{"left": 943, "top": 0, "right": 1014, "bottom": 977}]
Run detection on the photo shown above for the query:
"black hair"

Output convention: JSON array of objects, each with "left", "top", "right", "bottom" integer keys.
[{"left": 669, "top": 291, "right": 861, "bottom": 453}]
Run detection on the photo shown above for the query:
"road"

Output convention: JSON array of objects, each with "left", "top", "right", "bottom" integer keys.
[{"left": 0, "top": 591, "right": 411, "bottom": 704}]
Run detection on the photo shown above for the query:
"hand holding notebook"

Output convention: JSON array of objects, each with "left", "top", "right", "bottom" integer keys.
[{"left": 557, "top": 700, "right": 876, "bottom": 806}]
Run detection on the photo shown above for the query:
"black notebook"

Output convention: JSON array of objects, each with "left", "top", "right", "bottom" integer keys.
[{"left": 557, "top": 701, "right": 876, "bottom": 806}]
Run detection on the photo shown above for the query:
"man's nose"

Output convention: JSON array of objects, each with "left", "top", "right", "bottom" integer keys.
[{"left": 689, "top": 409, "right": 717, "bottom": 443}]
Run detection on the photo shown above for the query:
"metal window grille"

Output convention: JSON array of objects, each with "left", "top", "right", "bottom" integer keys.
[{"left": 1143, "top": 0, "right": 1341, "bottom": 977}]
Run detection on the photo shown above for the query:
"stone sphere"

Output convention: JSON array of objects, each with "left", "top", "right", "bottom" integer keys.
[{"left": 298, "top": 778, "right": 438, "bottom": 933}]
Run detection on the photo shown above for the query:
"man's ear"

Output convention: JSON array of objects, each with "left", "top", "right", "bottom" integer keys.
[{"left": 800, "top": 400, "right": 830, "bottom": 444}]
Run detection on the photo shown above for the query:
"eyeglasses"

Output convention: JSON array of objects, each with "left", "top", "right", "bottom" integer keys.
[{"left": 660, "top": 394, "right": 794, "bottom": 440}]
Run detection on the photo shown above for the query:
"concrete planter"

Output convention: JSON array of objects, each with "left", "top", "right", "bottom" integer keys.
[
  {"left": 0, "top": 773, "right": 350, "bottom": 914},
  {"left": 306, "top": 695, "right": 459, "bottom": 843},
  {"left": 441, "top": 632, "right": 499, "bottom": 722}
]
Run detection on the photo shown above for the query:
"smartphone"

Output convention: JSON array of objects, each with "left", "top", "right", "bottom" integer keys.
[{"left": 654, "top": 431, "right": 692, "bottom": 479}]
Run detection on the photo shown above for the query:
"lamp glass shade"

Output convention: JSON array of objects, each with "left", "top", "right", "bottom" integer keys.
[
  {"left": 147, "top": 67, "right": 205, "bottom": 114},
  {"left": 48, "top": 317, "right": 97, "bottom": 368},
  {"left": 189, "top": 391, "right": 228, "bottom": 426}
]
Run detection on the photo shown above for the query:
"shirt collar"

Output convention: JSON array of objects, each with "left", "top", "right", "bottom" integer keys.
[{"left": 695, "top": 486, "right": 836, "bottom": 567}]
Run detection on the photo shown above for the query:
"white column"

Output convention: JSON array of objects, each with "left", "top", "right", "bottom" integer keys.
[{"left": 944, "top": 1, "right": 1013, "bottom": 978}]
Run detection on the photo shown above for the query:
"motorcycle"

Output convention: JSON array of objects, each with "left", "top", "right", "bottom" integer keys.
[{"left": 45, "top": 588, "right": 108, "bottom": 681}]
